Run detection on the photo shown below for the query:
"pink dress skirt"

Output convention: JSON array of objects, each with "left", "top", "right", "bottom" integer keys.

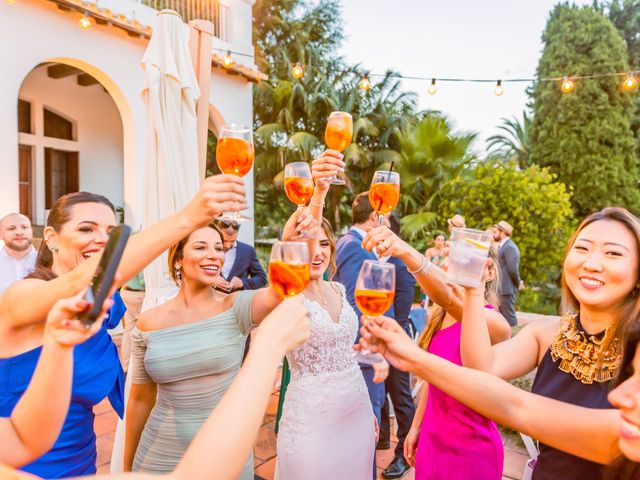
[{"left": 414, "top": 321, "right": 504, "bottom": 480}]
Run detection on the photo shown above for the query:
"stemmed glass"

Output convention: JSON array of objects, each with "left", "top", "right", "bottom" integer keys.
[
  {"left": 284, "top": 162, "right": 315, "bottom": 238},
  {"left": 268, "top": 241, "right": 311, "bottom": 298},
  {"left": 353, "top": 259, "right": 396, "bottom": 365},
  {"left": 324, "top": 111, "right": 353, "bottom": 185},
  {"left": 216, "top": 125, "right": 254, "bottom": 222},
  {"left": 369, "top": 170, "right": 400, "bottom": 226}
]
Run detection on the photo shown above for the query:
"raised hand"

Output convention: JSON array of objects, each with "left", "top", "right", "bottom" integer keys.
[
  {"left": 461, "top": 258, "right": 494, "bottom": 296},
  {"left": 184, "top": 175, "right": 247, "bottom": 228},
  {"left": 254, "top": 296, "right": 311, "bottom": 354},
  {"left": 359, "top": 316, "right": 423, "bottom": 372},
  {"left": 45, "top": 289, "right": 112, "bottom": 347},
  {"left": 282, "top": 207, "right": 320, "bottom": 241},
  {"left": 361, "top": 225, "right": 411, "bottom": 259},
  {"left": 311, "top": 150, "right": 345, "bottom": 192}
]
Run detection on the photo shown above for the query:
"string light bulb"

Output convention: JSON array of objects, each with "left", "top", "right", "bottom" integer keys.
[
  {"left": 623, "top": 72, "right": 638, "bottom": 92},
  {"left": 222, "top": 51, "right": 234, "bottom": 68},
  {"left": 291, "top": 63, "right": 304, "bottom": 79},
  {"left": 427, "top": 78, "right": 437, "bottom": 95},
  {"left": 561, "top": 76, "right": 575, "bottom": 94},
  {"left": 494, "top": 80, "right": 504, "bottom": 96},
  {"left": 359, "top": 75, "right": 371, "bottom": 92},
  {"left": 79, "top": 12, "right": 92, "bottom": 30}
]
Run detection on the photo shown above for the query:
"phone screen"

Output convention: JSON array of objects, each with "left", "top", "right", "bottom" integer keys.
[{"left": 79, "top": 224, "right": 131, "bottom": 325}]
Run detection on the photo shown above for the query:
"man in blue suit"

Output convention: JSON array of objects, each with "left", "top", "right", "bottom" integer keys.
[
  {"left": 214, "top": 220, "right": 267, "bottom": 293},
  {"left": 335, "top": 192, "right": 390, "bottom": 480}
]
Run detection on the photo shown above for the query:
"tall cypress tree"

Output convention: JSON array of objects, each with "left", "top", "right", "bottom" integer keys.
[{"left": 529, "top": 4, "right": 640, "bottom": 218}]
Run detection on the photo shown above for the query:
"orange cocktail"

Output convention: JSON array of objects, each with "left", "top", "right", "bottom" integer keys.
[
  {"left": 284, "top": 176, "right": 315, "bottom": 206},
  {"left": 355, "top": 289, "right": 395, "bottom": 317},
  {"left": 216, "top": 137, "right": 254, "bottom": 177},
  {"left": 325, "top": 112, "right": 353, "bottom": 152},
  {"left": 369, "top": 182, "right": 400, "bottom": 216},
  {"left": 269, "top": 260, "right": 311, "bottom": 297}
]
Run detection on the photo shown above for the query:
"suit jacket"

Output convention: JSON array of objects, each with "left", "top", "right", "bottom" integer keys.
[
  {"left": 224, "top": 241, "right": 267, "bottom": 291},
  {"left": 498, "top": 237, "right": 521, "bottom": 295},
  {"left": 389, "top": 256, "right": 416, "bottom": 327},
  {"left": 335, "top": 228, "right": 394, "bottom": 321}
]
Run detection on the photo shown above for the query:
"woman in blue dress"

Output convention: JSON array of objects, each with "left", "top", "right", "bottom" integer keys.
[
  {"left": 0, "top": 175, "right": 247, "bottom": 478},
  {"left": 1, "top": 289, "right": 110, "bottom": 468}
]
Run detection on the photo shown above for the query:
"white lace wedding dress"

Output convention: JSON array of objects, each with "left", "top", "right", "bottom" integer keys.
[{"left": 275, "top": 283, "right": 375, "bottom": 480}]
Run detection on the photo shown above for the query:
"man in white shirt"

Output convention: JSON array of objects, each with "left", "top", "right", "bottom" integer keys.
[{"left": 0, "top": 213, "right": 37, "bottom": 295}]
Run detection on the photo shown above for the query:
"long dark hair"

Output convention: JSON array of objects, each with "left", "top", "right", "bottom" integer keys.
[
  {"left": 605, "top": 321, "right": 640, "bottom": 479},
  {"left": 560, "top": 207, "right": 640, "bottom": 370},
  {"left": 28, "top": 192, "right": 115, "bottom": 281}
]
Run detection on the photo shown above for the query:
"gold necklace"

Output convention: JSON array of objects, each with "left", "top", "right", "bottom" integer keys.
[{"left": 549, "top": 313, "right": 621, "bottom": 385}]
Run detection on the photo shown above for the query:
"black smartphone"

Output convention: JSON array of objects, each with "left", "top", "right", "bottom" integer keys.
[{"left": 78, "top": 224, "right": 132, "bottom": 326}]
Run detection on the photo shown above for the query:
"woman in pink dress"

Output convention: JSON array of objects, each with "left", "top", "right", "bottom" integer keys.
[{"left": 404, "top": 248, "right": 511, "bottom": 479}]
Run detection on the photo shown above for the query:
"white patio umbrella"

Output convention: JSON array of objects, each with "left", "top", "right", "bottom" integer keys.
[{"left": 110, "top": 10, "right": 201, "bottom": 471}]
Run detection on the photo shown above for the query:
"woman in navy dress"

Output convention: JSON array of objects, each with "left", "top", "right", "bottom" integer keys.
[
  {"left": 0, "top": 175, "right": 247, "bottom": 477},
  {"left": 362, "top": 206, "right": 640, "bottom": 479}
]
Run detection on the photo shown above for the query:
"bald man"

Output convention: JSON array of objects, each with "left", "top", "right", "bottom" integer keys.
[{"left": 0, "top": 213, "right": 37, "bottom": 295}]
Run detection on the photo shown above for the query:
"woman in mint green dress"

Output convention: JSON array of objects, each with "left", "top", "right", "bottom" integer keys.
[{"left": 124, "top": 214, "right": 314, "bottom": 477}]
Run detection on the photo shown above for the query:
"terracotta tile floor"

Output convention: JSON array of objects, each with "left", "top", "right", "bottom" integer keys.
[{"left": 93, "top": 392, "right": 528, "bottom": 480}]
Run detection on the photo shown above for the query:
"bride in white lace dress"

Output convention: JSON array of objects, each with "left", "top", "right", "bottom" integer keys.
[{"left": 275, "top": 219, "right": 376, "bottom": 480}]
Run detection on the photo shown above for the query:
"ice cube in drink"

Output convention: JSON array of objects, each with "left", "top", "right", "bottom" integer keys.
[{"left": 447, "top": 229, "right": 491, "bottom": 288}]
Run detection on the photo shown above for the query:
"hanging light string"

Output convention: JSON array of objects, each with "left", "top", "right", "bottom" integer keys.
[{"left": 196, "top": 47, "right": 640, "bottom": 93}]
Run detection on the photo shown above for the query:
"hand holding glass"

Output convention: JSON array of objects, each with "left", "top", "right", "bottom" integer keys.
[
  {"left": 354, "top": 260, "right": 395, "bottom": 365},
  {"left": 447, "top": 228, "right": 492, "bottom": 288},
  {"left": 284, "top": 162, "right": 315, "bottom": 238}
]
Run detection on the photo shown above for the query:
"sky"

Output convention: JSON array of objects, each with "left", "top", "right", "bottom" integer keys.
[{"left": 338, "top": 0, "right": 591, "bottom": 150}]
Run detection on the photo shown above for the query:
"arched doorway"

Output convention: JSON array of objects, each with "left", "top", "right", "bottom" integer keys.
[{"left": 17, "top": 61, "right": 126, "bottom": 225}]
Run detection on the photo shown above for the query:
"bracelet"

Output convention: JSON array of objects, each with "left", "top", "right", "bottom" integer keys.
[
  {"left": 408, "top": 256, "right": 432, "bottom": 277},
  {"left": 309, "top": 199, "right": 325, "bottom": 207}
]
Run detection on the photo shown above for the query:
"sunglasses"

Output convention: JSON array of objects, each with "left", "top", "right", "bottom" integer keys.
[{"left": 218, "top": 221, "right": 240, "bottom": 231}]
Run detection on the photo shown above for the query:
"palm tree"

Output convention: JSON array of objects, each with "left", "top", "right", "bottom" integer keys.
[
  {"left": 486, "top": 112, "right": 531, "bottom": 170},
  {"left": 397, "top": 114, "right": 477, "bottom": 241}
]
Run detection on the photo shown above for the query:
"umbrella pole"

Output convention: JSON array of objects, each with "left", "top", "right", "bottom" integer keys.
[{"left": 189, "top": 19, "right": 214, "bottom": 183}]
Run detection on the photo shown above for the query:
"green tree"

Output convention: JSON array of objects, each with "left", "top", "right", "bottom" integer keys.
[
  {"left": 252, "top": 0, "right": 419, "bottom": 232},
  {"left": 596, "top": 0, "right": 640, "bottom": 167},
  {"left": 529, "top": 4, "right": 640, "bottom": 218},
  {"left": 398, "top": 114, "right": 476, "bottom": 244},
  {"left": 597, "top": 0, "right": 640, "bottom": 67},
  {"left": 486, "top": 112, "right": 532, "bottom": 170},
  {"left": 252, "top": 0, "right": 346, "bottom": 234},
  {"left": 438, "top": 159, "right": 575, "bottom": 287}
]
